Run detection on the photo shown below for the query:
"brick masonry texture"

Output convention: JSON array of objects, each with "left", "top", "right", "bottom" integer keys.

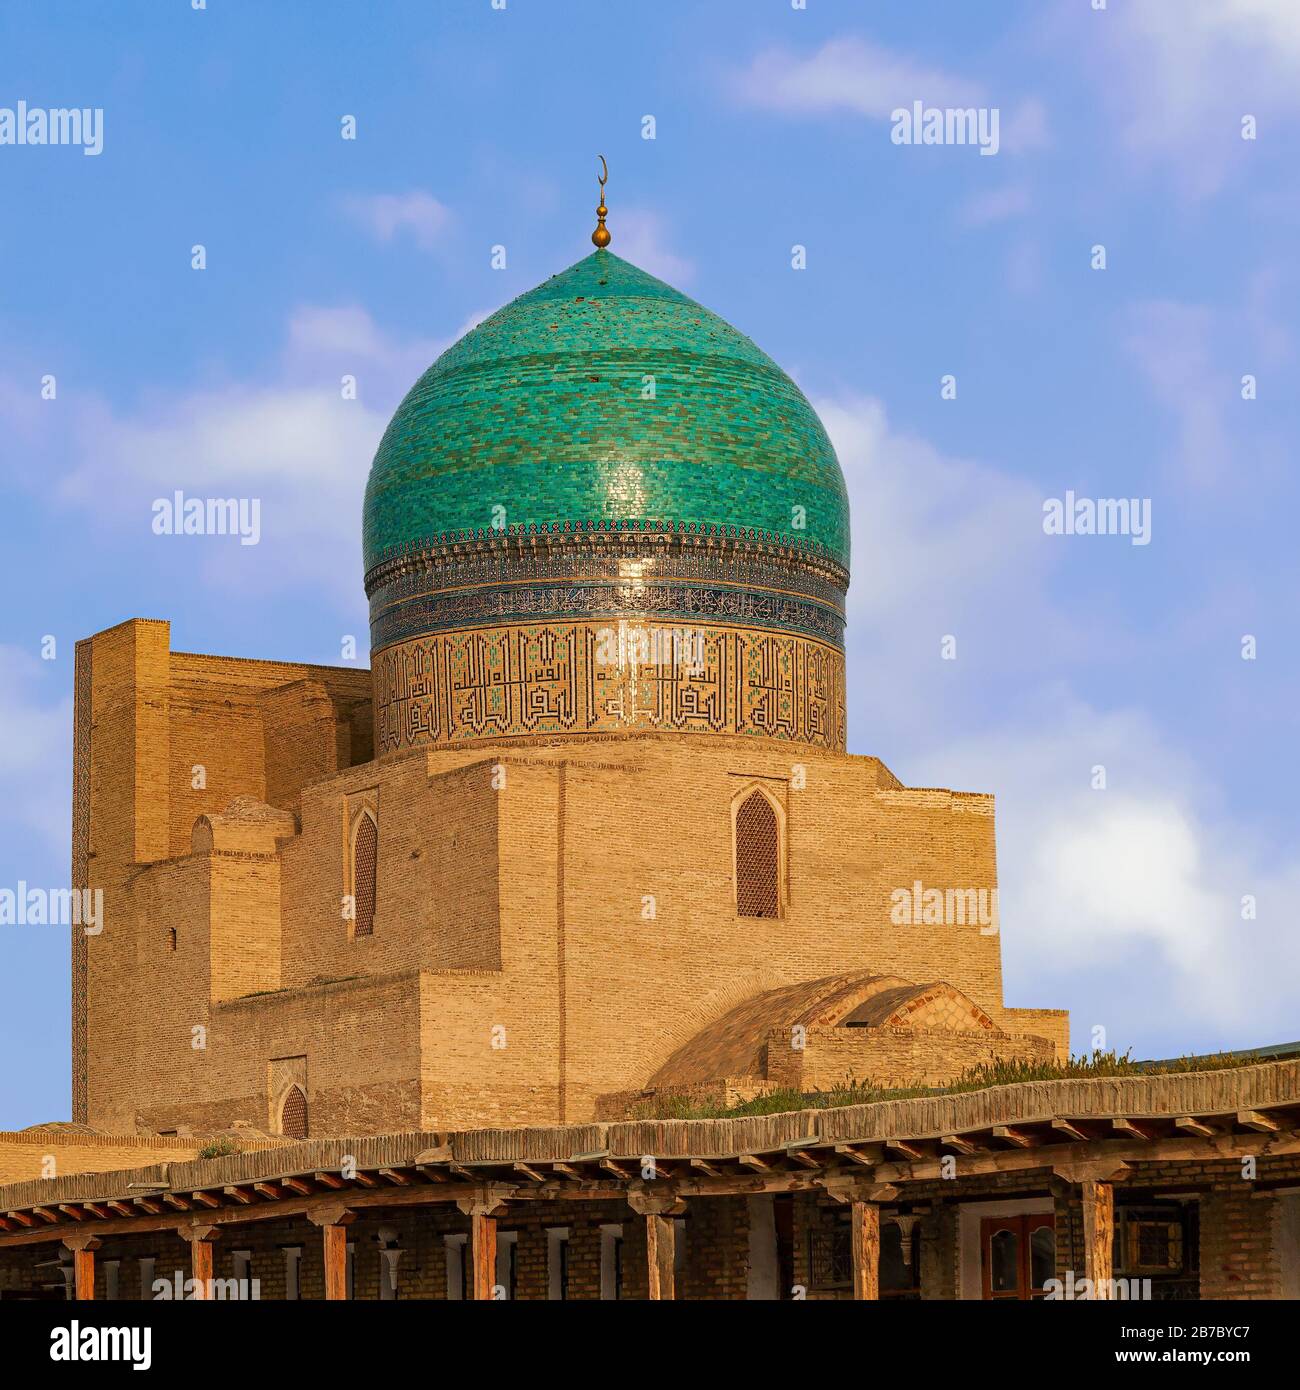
[{"left": 70, "top": 619, "right": 1064, "bottom": 1140}]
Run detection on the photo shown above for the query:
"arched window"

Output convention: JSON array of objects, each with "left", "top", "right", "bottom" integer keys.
[
  {"left": 281, "top": 1084, "right": 308, "bottom": 1139},
  {"left": 735, "top": 790, "right": 781, "bottom": 918},
  {"left": 352, "top": 811, "right": 377, "bottom": 937}
]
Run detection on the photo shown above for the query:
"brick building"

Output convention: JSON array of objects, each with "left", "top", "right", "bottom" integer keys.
[{"left": 1, "top": 243, "right": 1296, "bottom": 1301}]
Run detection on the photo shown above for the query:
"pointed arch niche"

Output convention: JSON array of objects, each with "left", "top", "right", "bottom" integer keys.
[
  {"left": 280, "top": 1083, "right": 308, "bottom": 1139},
  {"left": 345, "top": 789, "right": 379, "bottom": 939},
  {"left": 731, "top": 783, "right": 786, "bottom": 920}
]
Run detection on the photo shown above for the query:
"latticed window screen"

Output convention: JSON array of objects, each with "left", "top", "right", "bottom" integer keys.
[
  {"left": 809, "top": 1229, "right": 852, "bottom": 1289},
  {"left": 281, "top": 1085, "right": 308, "bottom": 1139},
  {"left": 735, "top": 792, "right": 781, "bottom": 918},
  {"left": 353, "top": 813, "right": 377, "bottom": 937}
]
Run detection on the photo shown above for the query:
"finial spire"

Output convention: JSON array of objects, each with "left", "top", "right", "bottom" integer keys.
[{"left": 592, "top": 155, "right": 611, "bottom": 248}]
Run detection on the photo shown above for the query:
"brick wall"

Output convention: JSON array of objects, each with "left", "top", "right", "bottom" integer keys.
[
  {"left": 75, "top": 618, "right": 1065, "bottom": 1137},
  {"left": 764, "top": 1024, "right": 1053, "bottom": 1091}
]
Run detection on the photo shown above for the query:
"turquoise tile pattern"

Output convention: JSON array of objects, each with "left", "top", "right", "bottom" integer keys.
[{"left": 362, "top": 251, "right": 851, "bottom": 576}]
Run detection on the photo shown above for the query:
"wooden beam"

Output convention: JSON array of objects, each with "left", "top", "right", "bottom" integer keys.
[
  {"left": 850, "top": 1200, "right": 880, "bottom": 1301},
  {"left": 222, "top": 1187, "right": 254, "bottom": 1206},
  {"left": 31, "top": 1207, "right": 59, "bottom": 1225},
  {"left": 992, "top": 1126, "right": 1039, "bottom": 1149},
  {"left": 1175, "top": 1116, "right": 1215, "bottom": 1138},
  {"left": 83, "top": 1203, "right": 111, "bottom": 1220},
  {"left": 689, "top": 1158, "right": 722, "bottom": 1178},
  {"left": 190, "top": 1192, "right": 221, "bottom": 1210},
  {"left": 351, "top": 1171, "right": 380, "bottom": 1188},
  {"left": 834, "top": 1143, "right": 883, "bottom": 1166},
  {"left": 377, "top": 1168, "right": 411, "bottom": 1186},
  {"left": 738, "top": 1155, "right": 770, "bottom": 1172},
  {"left": 107, "top": 1201, "right": 134, "bottom": 1218},
  {"left": 1051, "top": 1119, "right": 1091, "bottom": 1143},
  {"left": 161, "top": 1195, "right": 190, "bottom": 1211},
  {"left": 1111, "top": 1118, "right": 1152, "bottom": 1141},
  {"left": 600, "top": 1158, "right": 632, "bottom": 1180},
  {"left": 940, "top": 1135, "right": 980, "bottom": 1156},
  {"left": 1238, "top": 1110, "right": 1280, "bottom": 1133},
  {"left": 280, "top": 1177, "right": 312, "bottom": 1197},
  {"left": 645, "top": 1213, "right": 676, "bottom": 1301},
  {"left": 512, "top": 1162, "right": 545, "bottom": 1184},
  {"left": 885, "top": 1139, "right": 924, "bottom": 1161},
  {"left": 253, "top": 1183, "right": 282, "bottom": 1202},
  {"left": 1080, "top": 1178, "right": 1115, "bottom": 1298},
  {"left": 551, "top": 1163, "right": 585, "bottom": 1182},
  {"left": 57, "top": 1205, "right": 86, "bottom": 1222},
  {"left": 132, "top": 1198, "right": 163, "bottom": 1215},
  {"left": 314, "top": 1172, "right": 346, "bottom": 1190}
]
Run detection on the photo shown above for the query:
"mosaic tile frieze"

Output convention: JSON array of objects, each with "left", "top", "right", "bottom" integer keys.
[
  {"left": 367, "top": 532, "right": 848, "bottom": 650},
  {"left": 373, "top": 621, "right": 846, "bottom": 753}
]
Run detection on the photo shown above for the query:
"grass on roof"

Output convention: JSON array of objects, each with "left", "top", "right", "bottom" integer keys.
[{"left": 632, "top": 1049, "right": 1274, "bottom": 1121}]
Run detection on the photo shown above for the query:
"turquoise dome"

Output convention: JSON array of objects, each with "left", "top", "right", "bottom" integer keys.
[{"left": 363, "top": 250, "right": 849, "bottom": 577}]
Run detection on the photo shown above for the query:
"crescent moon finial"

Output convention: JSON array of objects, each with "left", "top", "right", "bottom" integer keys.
[{"left": 592, "top": 155, "right": 611, "bottom": 249}]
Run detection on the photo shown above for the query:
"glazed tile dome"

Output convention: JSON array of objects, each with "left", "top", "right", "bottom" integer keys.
[
  {"left": 363, "top": 249, "right": 850, "bottom": 575},
  {"left": 364, "top": 248, "right": 851, "bottom": 757}
]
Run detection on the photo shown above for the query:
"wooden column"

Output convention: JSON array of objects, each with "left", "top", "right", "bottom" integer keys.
[
  {"left": 1080, "top": 1178, "right": 1115, "bottom": 1297},
  {"left": 850, "top": 1201, "right": 881, "bottom": 1301},
  {"left": 455, "top": 1188, "right": 513, "bottom": 1301},
  {"left": 645, "top": 1214, "right": 676, "bottom": 1301},
  {"left": 189, "top": 1234, "right": 214, "bottom": 1295},
  {"left": 63, "top": 1235, "right": 100, "bottom": 1301},
  {"left": 323, "top": 1225, "right": 348, "bottom": 1301},
  {"left": 627, "top": 1185, "right": 685, "bottom": 1301},
  {"left": 308, "top": 1204, "right": 357, "bottom": 1301},
  {"left": 470, "top": 1211, "right": 497, "bottom": 1301}
]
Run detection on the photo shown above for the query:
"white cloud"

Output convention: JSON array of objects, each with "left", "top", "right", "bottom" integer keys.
[
  {"left": 1123, "top": 300, "right": 1230, "bottom": 488},
  {"left": 817, "top": 395, "right": 1060, "bottom": 648},
  {"left": 958, "top": 183, "right": 1032, "bottom": 228},
  {"left": 39, "top": 305, "right": 494, "bottom": 608},
  {"left": 733, "top": 37, "right": 984, "bottom": 118},
  {"left": 0, "top": 647, "right": 71, "bottom": 852},
  {"left": 341, "top": 191, "right": 452, "bottom": 251},
  {"left": 607, "top": 208, "right": 694, "bottom": 284},
  {"left": 820, "top": 394, "right": 1297, "bottom": 1048},
  {"left": 731, "top": 37, "right": 1048, "bottom": 153},
  {"left": 909, "top": 692, "right": 1298, "bottom": 1045},
  {"left": 1077, "top": 0, "right": 1300, "bottom": 196}
]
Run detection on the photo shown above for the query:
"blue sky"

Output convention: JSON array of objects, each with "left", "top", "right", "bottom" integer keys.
[{"left": 1, "top": 0, "right": 1298, "bottom": 1128}]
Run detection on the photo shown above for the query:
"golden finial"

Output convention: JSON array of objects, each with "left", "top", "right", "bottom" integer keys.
[{"left": 592, "top": 154, "right": 611, "bottom": 248}]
